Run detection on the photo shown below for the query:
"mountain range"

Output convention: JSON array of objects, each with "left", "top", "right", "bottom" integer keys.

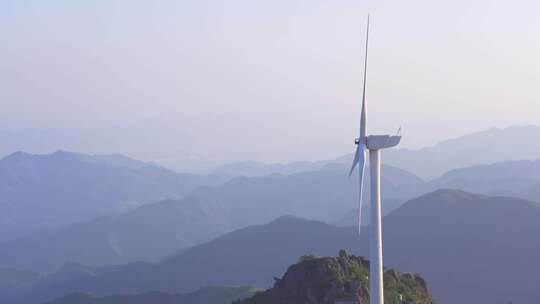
[
  {"left": 384, "top": 125, "right": 540, "bottom": 179},
  {"left": 215, "top": 126, "right": 540, "bottom": 180},
  {"left": 0, "top": 162, "right": 423, "bottom": 273},
  {"left": 0, "top": 151, "right": 224, "bottom": 242},
  {"left": 4, "top": 189, "right": 540, "bottom": 304},
  {"left": 213, "top": 160, "right": 332, "bottom": 177},
  {"left": 337, "top": 157, "right": 540, "bottom": 226},
  {"left": 46, "top": 253, "right": 433, "bottom": 304},
  {"left": 428, "top": 158, "right": 540, "bottom": 203},
  {"left": 4, "top": 126, "right": 540, "bottom": 304},
  {"left": 2, "top": 125, "right": 540, "bottom": 178},
  {"left": 5, "top": 144, "right": 540, "bottom": 276}
]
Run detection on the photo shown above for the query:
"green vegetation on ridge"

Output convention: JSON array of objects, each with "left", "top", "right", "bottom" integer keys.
[{"left": 237, "top": 250, "right": 433, "bottom": 304}]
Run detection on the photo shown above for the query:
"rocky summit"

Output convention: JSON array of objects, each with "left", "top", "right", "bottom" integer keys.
[{"left": 237, "top": 250, "right": 433, "bottom": 304}]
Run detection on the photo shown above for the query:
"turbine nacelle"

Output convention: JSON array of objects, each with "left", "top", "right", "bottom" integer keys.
[
  {"left": 366, "top": 135, "right": 401, "bottom": 150},
  {"left": 355, "top": 135, "right": 401, "bottom": 150}
]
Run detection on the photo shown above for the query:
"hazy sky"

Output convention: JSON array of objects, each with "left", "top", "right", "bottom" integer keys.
[{"left": 1, "top": 0, "right": 539, "bottom": 166}]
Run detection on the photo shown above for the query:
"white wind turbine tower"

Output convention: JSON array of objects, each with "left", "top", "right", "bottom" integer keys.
[{"left": 348, "top": 15, "right": 401, "bottom": 304}]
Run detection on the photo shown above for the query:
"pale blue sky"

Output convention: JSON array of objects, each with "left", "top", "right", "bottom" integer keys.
[{"left": 1, "top": 0, "right": 539, "bottom": 164}]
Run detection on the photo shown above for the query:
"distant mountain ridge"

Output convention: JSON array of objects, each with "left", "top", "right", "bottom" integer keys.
[
  {"left": 6, "top": 190, "right": 540, "bottom": 304},
  {"left": 0, "top": 162, "right": 424, "bottom": 273},
  {"left": 428, "top": 158, "right": 540, "bottom": 203},
  {"left": 0, "top": 194, "right": 230, "bottom": 273},
  {"left": 384, "top": 125, "right": 540, "bottom": 179},
  {"left": 213, "top": 160, "right": 331, "bottom": 177},
  {"left": 218, "top": 126, "right": 540, "bottom": 180},
  {"left": 6, "top": 145, "right": 540, "bottom": 276},
  {"left": 0, "top": 151, "right": 224, "bottom": 242},
  {"left": 336, "top": 157, "right": 540, "bottom": 226}
]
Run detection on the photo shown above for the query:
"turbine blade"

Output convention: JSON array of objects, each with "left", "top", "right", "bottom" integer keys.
[
  {"left": 359, "top": 14, "right": 370, "bottom": 140},
  {"left": 348, "top": 146, "right": 361, "bottom": 178},
  {"left": 354, "top": 15, "right": 370, "bottom": 234},
  {"left": 356, "top": 148, "right": 366, "bottom": 234}
]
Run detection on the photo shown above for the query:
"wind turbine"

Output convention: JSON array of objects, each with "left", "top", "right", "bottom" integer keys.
[{"left": 348, "top": 15, "right": 401, "bottom": 304}]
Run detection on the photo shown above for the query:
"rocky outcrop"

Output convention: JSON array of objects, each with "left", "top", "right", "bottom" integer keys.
[{"left": 237, "top": 250, "right": 433, "bottom": 304}]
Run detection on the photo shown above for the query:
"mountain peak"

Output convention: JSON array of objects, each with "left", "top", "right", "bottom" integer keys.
[
  {"left": 420, "top": 188, "right": 484, "bottom": 201},
  {"left": 1, "top": 150, "right": 79, "bottom": 163},
  {"left": 268, "top": 215, "right": 304, "bottom": 224},
  {"left": 266, "top": 216, "right": 334, "bottom": 230},
  {"left": 236, "top": 252, "right": 433, "bottom": 304},
  {"left": 2, "top": 151, "right": 32, "bottom": 161}
]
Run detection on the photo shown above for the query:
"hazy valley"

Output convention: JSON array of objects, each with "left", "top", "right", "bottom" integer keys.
[
  {"left": 3, "top": 189, "right": 540, "bottom": 304},
  {"left": 1, "top": 127, "right": 540, "bottom": 304}
]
